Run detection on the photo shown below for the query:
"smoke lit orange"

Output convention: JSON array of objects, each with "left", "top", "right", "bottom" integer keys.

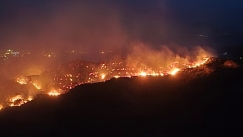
[{"left": 1, "top": 53, "right": 211, "bottom": 110}]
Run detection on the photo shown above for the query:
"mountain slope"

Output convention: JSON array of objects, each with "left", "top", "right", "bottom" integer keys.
[{"left": 0, "top": 58, "right": 242, "bottom": 136}]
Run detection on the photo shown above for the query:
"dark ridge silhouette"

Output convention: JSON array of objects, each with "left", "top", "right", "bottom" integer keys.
[{"left": 0, "top": 58, "right": 242, "bottom": 137}]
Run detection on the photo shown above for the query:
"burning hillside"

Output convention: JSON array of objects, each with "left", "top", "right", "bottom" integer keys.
[
  {"left": 2, "top": 56, "right": 237, "bottom": 109},
  {"left": 0, "top": 45, "right": 220, "bottom": 109},
  {"left": 0, "top": 57, "right": 242, "bottom": 136}
]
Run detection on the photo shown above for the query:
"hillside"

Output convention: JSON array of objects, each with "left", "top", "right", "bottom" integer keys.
[{"left": 0, "top": 58, "right": 242, "bottom": 136}]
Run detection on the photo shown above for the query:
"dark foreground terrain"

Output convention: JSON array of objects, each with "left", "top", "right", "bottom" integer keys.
[{"left": 0, "top": 58, "right": 242, "bottom": 137}]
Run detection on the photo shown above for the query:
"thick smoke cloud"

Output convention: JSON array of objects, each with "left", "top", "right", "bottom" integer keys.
[
  {"left": 125, "top": 42, "right": 214, "bottom": 71},
  {"left": 0, "top": 1, "right": 128, "bottom": 52},
  {"left": 0, "top": 1, "right": 218, "bottom": 105},
  {"left": 0, "top": 0, "right": 207, "bottom": 52},
  {"left": 1, "top": 0, "right": 242, "bottom": 53},
  {"left": 0, "top": 0, "right": 128, "bottom": 80},
  {"left": 0, "top": 0, "right": 219, "bottom": 78}
]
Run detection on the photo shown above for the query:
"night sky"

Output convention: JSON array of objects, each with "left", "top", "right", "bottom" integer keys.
[{"left": 0, "top": 0, "right": 242, "bottom": 51}]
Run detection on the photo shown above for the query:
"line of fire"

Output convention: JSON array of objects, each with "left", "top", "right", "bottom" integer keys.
[{"left": 0, "top": 56, "right": 210, "bottom": 109}]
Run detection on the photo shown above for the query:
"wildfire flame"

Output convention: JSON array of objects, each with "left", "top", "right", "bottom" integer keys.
[
  {"left": 16, "top": 77, "right": 41, "bottom": 90},
  {"left": 16, "top": 77, "right": 28, "bottom": 85},
  {"left": 0, "top": 55, "right": 211, "bottom": 110},
  {"left": 170, "top": 68, "right": 180, "bottom": 75},
  {"left": 191, "top": 57, "right": 210, "bottom": 68},
  {"left": 32, "top": 83, "right": 41, "bottom": 90},
  {"left": 48, "top": 90, "right": 61, "bottom": 96},
  {"left": 8, "top": 95, "right": 33, "bottom": 107},
  {"left": 114, "top": 75, "right": 120, "bottom": 78},
  {"left": 139, "top": 72, "right": 147, "bottom": 77},
  {"left": 101, "top": 74, "right": 106, "bottom": 79}
]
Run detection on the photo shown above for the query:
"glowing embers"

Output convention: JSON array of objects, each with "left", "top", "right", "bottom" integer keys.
[
  {"left": 138, "top": 69, "right": 180, "bottom": 77},
  {"left": 8, "top": 95, "right": 33, "bottom": 107},
  {"left": 16, "top": 77, "right": 28, "bottom": 84},
  {"left": 48, "top": 89, "right": 63, "bottom": 96},
  {"left": 47, "top": 56, "right": 211, "bottom": 90},
  {"left": 0, "top": 104, "right": 3, "bottom": 110},
  {"left": 16, "top": 77, "right": 41, "bottom": 90}
]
